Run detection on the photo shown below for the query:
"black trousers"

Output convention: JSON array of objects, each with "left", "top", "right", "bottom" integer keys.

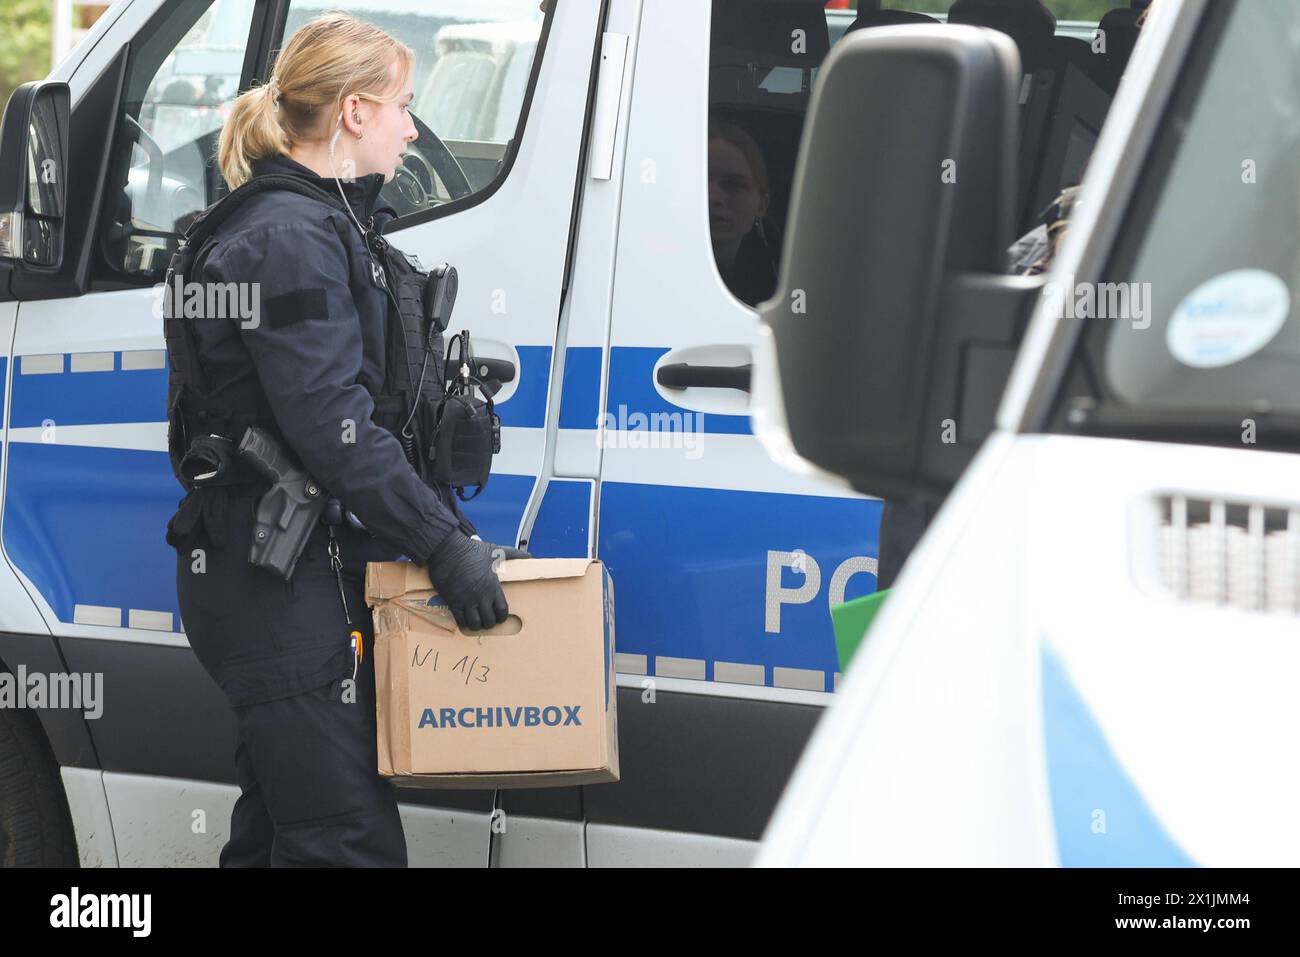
[
  {"left": 219, "top": 651, "right": 407, "bottom": 867},
  {"left": 176, "top": 491, "right": 407, "bottom": 867}
]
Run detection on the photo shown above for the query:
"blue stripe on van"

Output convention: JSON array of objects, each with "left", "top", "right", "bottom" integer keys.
[
  {"left": 1041, "top": 642, "right": 1197, "bottom": 866},
  {"left": 607, "top": 347, "right": 751, "bottom": 435},
  {"left": 2, "top": 438, "right": 535, "bottom": 628},
  {"left": 527, "top": 479, "right": 591, "bottom": 557},
  {"left": 453, "top": 473, "right": 535, "bottom": 551},
  {"left": 7, "top": 347, "right": 555, "bottom": 430},
  {"left": 598, "top": 482, "right": 880, "bottom": 688},
  {"left": 6, "top": 345, "right": 754, "bottom": 439},
  {"left": 494, "top": 345, "right": 550, "bottom": 429},
  {"left": 4, "top": 443, "right": 181, "bottom": 626},
  {"left": 9, "top": 358, "right": 166, "bottom": 428},
  {"left": 558, "top": 347, "right": 602, "bottom": 430}
]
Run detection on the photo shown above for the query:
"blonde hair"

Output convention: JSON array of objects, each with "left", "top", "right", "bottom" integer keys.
[{"left": 217, "top": 11, "right": 414, "bottom": 189}]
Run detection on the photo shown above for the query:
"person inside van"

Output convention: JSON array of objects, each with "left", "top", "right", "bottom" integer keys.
[{"left": 708, "top": 119, "right": 779, "bottom": 306}]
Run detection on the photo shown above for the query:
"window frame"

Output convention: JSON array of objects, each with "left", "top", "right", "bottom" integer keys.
[
  {"left": 91, "top": 0, "right": 557, "bottom": 289},
  {"left": 93, "top": 0, "right": 264, "bottom": 289}
]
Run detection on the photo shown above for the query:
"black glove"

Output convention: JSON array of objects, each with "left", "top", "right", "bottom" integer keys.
[{"left": 423, "top": 533, "right": 528, "bottom": 631}]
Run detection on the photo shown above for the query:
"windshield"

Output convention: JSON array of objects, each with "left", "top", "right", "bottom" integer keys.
[{"left": 1050, "top": 0, "right": 1300, "bottom": 443}]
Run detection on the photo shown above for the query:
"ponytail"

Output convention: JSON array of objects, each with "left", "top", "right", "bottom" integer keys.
[{"left": 218, "top": 82, "right": 287, "bottom": 190}]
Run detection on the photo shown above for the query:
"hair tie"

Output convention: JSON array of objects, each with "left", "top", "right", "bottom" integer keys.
[{"left": 265, "top": 77, "right": 281, "bottom": 111}]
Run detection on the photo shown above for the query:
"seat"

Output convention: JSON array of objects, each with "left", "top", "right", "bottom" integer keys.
[
  {"left": 947, "top": 0, "right": 1056, "bottom": 70},
  {"left": 1051, "top": 34, "right": 1112, "bottom": 92},
  {"left": 946, "top": 0, "right": 1116, "bottom": 231},
  {"left": 1093, "top": 3, "right": 1146, "bottom": 93},
  {"left": 846, "top": 1, "right": 942, "bottom": 31}
]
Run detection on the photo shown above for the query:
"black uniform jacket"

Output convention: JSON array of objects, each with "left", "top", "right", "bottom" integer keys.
[
  {"left": 175, "top": 153, "right": 472, "bottom": 706},
  {"left": 187, "top": 152, "right": 471, "bottom": 561}
]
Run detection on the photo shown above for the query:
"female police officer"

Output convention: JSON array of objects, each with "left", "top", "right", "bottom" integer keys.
[{"left": 163, "top": 12, "right": 516, "bottom": 867}]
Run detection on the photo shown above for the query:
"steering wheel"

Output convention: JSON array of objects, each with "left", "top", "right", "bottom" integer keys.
[{"left": 385, "top": 112, "right": 474, "bottom": 215}]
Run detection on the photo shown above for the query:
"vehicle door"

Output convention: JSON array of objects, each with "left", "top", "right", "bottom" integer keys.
[{"left": 582, "top": 0, "right": 881, "bottom": 865}]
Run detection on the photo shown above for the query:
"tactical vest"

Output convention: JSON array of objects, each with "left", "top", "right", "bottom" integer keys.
[
  {"left": 365, "top": 227, "right": 451, "bottom": 491},
  {"left": 164, "top": 174, "right": 447, "bottom": 502}
]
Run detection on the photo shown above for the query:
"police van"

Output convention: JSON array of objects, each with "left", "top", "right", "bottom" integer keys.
[
  {"left": 0, "top": 0, "right": 1191, "bottom": 867},
  {"left": 756, "top": 0, "right": 1300, "bottom": 866}
]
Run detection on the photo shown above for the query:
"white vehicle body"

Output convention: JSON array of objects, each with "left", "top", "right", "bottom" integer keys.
[{"left": 758, "top": 0, "right": 1300, "bottom": 866}]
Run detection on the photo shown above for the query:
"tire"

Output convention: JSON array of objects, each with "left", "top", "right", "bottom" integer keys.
[{"left": 0, "top": 702, "right": 79, "bottom": 867}]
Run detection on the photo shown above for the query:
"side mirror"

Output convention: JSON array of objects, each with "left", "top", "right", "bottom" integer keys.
[
  {"left": 0, "top": 81, "right": 71, "bottom": 271},
  {"left": 752, "top": 26, "right": 1043, "bottom": 501}
]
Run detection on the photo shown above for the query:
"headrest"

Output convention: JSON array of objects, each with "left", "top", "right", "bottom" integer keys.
[
  {"left": 947, "top": 0, "right": 1057, "bottom": 68},
  {"left": 1097, "top": 7, "right": 1142, "bottom": 65},
  {"left": 1099, "top": 7, "right": 1141, "bottom": 31},
  {"left": 848, "top": 9, "right": 942, "bottom": 32}
]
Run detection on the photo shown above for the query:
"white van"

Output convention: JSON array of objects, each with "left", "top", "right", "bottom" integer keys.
[
  {"left": 0, "top": 0, "right": 1187, "bottom": 867},
  {"left": 756, "top": 0, "right": 1300, "bottom": 866}
]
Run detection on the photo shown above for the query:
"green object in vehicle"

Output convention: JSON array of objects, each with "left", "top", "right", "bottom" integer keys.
[{"left": 831, "top": 588, "right": 891, "bottom": 673}]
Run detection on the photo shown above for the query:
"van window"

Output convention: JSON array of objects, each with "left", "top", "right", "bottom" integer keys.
[
  {"left": 283, "top": 0, "right": 548, "bottom": 219},
  {"left": 97, "top": 0, "right": 549, "bottom": 281},
  {"left": 1054, "top": 0, "right": 1300, "bottom": 444},
  {"left": 709, "top": 0, "right": 1125, "bottom": 308},
  {"left": 708, "top": 0, "right": 833, "bottom": 307},
  {"left": 99, "top": 0, "right": 259, "bottom": 277}
]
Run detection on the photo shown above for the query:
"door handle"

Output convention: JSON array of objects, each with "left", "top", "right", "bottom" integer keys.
[
  {"left": 448, "top": 356, "right": 516, "bottom": 384},
  {"left": 656, "top": 362, "right": 752, "bottom": 393}
]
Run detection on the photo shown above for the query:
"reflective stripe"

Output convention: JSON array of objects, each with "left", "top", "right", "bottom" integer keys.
[
  {"left": 772, "top": 667, "right": 826, "bottom": 692},
  {"left": 73, "top": 604, "right": 121, "bottom": 627},
  {"left": 69, "top": 352, "right": 114, "bottom": 372},
  {"left": 20, "top": 354, "right": 63, "bottom": 374},
  {"left": 615, "top": 653, "right": 647, "bottom": 674},
  {"left": 654, "top": 656, "right": 706, "bottom": 680},
  {"left": 127, "top": 609, "right": 174, "bottom": 632},
  {"left": 120, "top": 350, "right": 166, "bottom": 370},
  {"left": 713, "top": 662, "right": 764, "bottom": 685}
]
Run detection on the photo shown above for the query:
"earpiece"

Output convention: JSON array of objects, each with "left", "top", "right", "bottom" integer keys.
[
  {"left": 331, "top": 109, "right": 363, "bottom": 148},
  {"left": 324, "top": 108, "right": 382, "bottom": 287}
]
